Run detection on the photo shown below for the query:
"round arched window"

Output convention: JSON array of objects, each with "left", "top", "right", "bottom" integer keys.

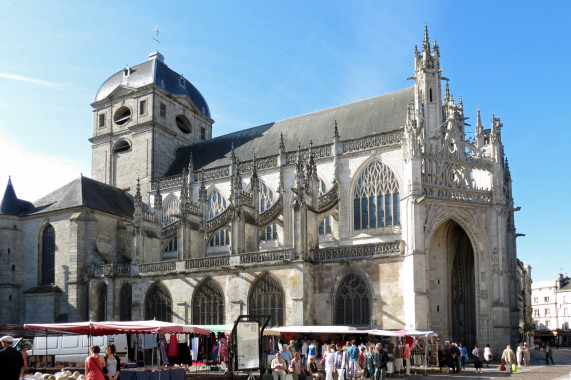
[
  {"left": 113, "top": 140, "right": 131, "bottom": 153},
  {"left": 176, "top": 115, "right": 192, "bottom": 134},
  {"left": 114, "top": 106, "right": 131, "bottom": 125}
]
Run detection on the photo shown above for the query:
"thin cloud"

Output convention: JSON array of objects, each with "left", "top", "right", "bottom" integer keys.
[{"left": 0, "top": 72, "right": 63, "bottom": 88}]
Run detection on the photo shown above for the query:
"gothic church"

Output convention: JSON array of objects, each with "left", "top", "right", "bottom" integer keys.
[{"left": 0, "top": 28, "right": 521, "bottom": 350}]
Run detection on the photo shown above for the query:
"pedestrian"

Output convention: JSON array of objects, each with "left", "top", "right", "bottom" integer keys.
[
  {"left": 347, "top": 340, "right": 359, "bottom": 380},
  {"left": 545, "top": 344, "right": 554, "bottom": 365},
  {"left": 516, "top": 343, "right": 523, "bottom": 367},
  {"left": 324, "top": 345, "right": 336, "bottom": 380},
  {"left": 403, "top": 342, "right": 411, "bottom": 376},
  {"left": 459, "top": 343, "right": 467, "bottom": 370},
  {"left": 472, "top": 344, "right": 484, "bottom": 374},
  {"left": 0, "top": 335, "right": 24, "bottom": 380},
  {"left": 501, "top": 345, "right": 516, "bottom": 374},
  {"left": 20, "top": 342, "right": 31, "bottom": 375},
  {"left": 393, "top": 341, "right": 403, "bottom": 375},
  {"left": 366, "top": 345, "right": 376, "bottom": 380},
  {"left": 523, "top": 342, "right": 531, "bottom": 366},
  {"left": 281, "top": 344, "right": 293, "bottom": 363},
  {"left": 483, "top": 344, "right": 493, "bottom": 367},
  {"left": 307, "top": 355, "right": 324, "bottom": 380},
  {"left": 85, "top": 345, "right": 106, "bottom": 380},
  {"left": 373, "top": 343, "right": 388, "bottom": 380},
  {"left": 271, "top": 352, "right": 287, "bottom": 380},
  {"left": 449, "top": 342, "right": 461, "bottom": 374},
  {"left": 289, "top": 352, "right": 307, "bottom": 380},
  {"left": 334, "top": 343, "right": 348, "bottom": 380}
]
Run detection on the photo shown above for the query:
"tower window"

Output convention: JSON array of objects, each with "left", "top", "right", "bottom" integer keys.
[
  {"left": 429, "top": 88, "right": 433, "bottom": 102},
  {"left": 201, "top": 127, "right": 206, "bottom": 140},
  {"left": 139, "top": 100, "right": 147, "bottom": 115},
  {"left": 175, "top": 115, "right": 192, "bottom": 134},
  {"left": 113, "top": 140, "right": 131, "bottom": 153},
  {"left": 98, "top": 114, "right": 105, "bottom": 128},
  {"left": 113, "top": 106, "right": 131, "bottom": 125},
  {"left": 160, "top": 103, "right": 166, "bottom": 118}
]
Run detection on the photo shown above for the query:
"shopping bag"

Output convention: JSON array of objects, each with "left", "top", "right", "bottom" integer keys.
[
  {"left": 500, "top": 362, "right": 506, "bottom": 371},
  {"left": 512, "top": 363, "right": 517, "bottom": 372}
]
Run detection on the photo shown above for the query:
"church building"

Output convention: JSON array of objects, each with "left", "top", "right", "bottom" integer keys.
[{"left": 0, "top": 28, "right": 521, "bottom": 350}]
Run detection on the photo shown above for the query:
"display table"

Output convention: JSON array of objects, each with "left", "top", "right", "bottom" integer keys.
[{"left": 118, "top": 367, "right": 185, "bottom": 380}]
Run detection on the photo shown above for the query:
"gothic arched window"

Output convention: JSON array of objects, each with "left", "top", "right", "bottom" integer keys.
[
  {"left": 192, "top": 278, "right": 225, "bottom": 325},
  {"left": 207, "top": 189, "right": 227, "bottom": 220},
  {"left": 163, "top": 237, "right": 178, "bottom": 258},
  {"left": 318, "top": 179, "right": 332, "bottom": 236},
  {"left": 259, "top": 181, "right": 279, "bottom": 242},
  {"left": 353, "top": 160, "right": 400, "bottom": 231},
  {"left": 96, "top": 283, "right": 107, "bottom": 321},
  {"left": 162, "top": 194, "right": 180, "bottom": 226},
  {"left": 41, "top": 225, "right": 55, "bottom": 284},
  {"left": 248, "top": 274, "right": 284, "bottom": 326},
  {"left": 145, "top": 282, "right": 172, "bottom": 322},
  {"left": 119, "top": 283, "right": 132, "bottom": 321},
  {"left": 334, "top": 272, "right": 370, "bottom": 326},
  {"left": 209, "top": 229, "right": 231, "bottom": 247}
]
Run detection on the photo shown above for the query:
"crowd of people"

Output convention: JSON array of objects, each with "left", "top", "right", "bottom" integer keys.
[{"left": 270, "top": 338, "right": 424, "bottom": 380}]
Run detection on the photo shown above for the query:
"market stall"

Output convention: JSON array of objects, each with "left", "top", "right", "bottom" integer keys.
[{"left": 24, "top": 320, "right": 210, "bottom": 377}]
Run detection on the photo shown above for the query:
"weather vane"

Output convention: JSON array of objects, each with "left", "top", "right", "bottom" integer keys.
[{"left": 154, "top": 26, "right": 161, "bottom": 51}]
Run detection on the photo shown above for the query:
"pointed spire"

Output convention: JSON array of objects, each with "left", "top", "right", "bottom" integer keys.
[
  {"left": 444, "top": 81, "right": 450, "bottom": 102},
  {"left": 476, "top": 107, "right": 482, "bottom": 129},
  {"left": 279, "top": 132, "right": 285, "bottom": 151},
  {"left": 230, "top": 143, "right": 236, "bottom": 163},
  {"left": 154, "top": 181, "right": 162, "bottom": 210},
  {"left": 423, "top": 24, "right": 431, "bottom": 53},
  {"left": 1, "top": 176, "right": 21, "bottom": 216},
  {"left": 333, "top": 120, "right": 339, "bottom": 138},
  {"left": 135, "top": 178, "right": 142, "bottom": 203},
  {"left": 458, "top": 96, "right": 463, "bottom": 109},
  {"left": 252, "top": 154, "right": 258, "bottom": 177},
  {"left": 433, "top": 39, "right": 439, "bottom": 55}
]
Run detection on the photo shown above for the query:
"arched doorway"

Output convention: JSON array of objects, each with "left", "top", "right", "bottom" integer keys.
[{"left": 428, "top": 220, "right": 476, "bottom": 348}]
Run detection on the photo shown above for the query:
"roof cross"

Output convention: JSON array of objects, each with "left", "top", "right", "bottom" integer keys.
[{"left": 154, "top": 26, "right": 161, "bottom": 51}]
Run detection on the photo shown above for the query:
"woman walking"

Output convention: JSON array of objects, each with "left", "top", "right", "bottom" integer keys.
[
  {"left": 472, "top": 345, "right": 484, "bottom": 374},
  {"left": 483, "top": 344, "right": 493, "bottom": 367}
]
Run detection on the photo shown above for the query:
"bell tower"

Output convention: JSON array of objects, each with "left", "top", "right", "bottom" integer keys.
[
  {"left": 89, "top": 52, "right": 214, "bottom": 197},
  {"left": 413, "top": 25, "right": 443, "bottom": 140}
]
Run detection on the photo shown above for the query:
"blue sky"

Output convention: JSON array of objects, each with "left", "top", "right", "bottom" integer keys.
[{"left": 0, "top": 1, "right": 568, "bottom": 281}]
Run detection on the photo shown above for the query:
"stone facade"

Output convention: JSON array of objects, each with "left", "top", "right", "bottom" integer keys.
[{"left": 0, "top": 28, "right": 522, "bottom": 354}]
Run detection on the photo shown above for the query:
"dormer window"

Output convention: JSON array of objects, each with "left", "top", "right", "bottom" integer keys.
[
  {"left": 124, "top": 66, "right": 131, "bottom": 77},
  {"left": 179, "top": 77, "right": 186, "bottom": 87}
]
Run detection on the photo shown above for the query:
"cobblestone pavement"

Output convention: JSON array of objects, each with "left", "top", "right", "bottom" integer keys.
[{"left": 397, "top": 347, "right": 571, "bottom": 380}]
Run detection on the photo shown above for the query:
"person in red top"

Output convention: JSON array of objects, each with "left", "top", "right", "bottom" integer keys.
[
  {"left": 85, "top": 345, "right": 106, "bottom": 380},
  {"left": 403, "top": 343, "right": 411, "bottom": 375}
]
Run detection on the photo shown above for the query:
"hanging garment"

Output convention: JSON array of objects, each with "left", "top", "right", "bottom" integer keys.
[
  {"left": 191, "top": 337, "right": 199, "bottom": 361},
  {"left": 159, "top": 336, "right": 169, "bottom": 365},
  {"left": 168, "top": 334, "right": 179, "bottom": 357}
]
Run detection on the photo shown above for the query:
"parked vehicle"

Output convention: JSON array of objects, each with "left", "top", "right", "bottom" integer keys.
[{"left": 30, "top": 334, "right": 128, "bottom": 364}]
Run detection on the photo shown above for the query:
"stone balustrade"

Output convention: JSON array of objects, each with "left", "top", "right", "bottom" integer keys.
[{"left": 88, "top": 242, "right": 402, "bottom": 278}]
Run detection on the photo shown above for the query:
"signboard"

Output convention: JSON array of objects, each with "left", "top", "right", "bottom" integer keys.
[{"left": 236, "top": 321, "right": 260, "bottom": 370}]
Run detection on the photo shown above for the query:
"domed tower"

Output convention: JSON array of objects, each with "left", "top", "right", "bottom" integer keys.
[{"left": 90, "top": 51, "right": 213, "bottom": 197}]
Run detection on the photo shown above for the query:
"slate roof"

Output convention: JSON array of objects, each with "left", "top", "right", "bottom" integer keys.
[
  {"left": 0, "top": 178, "right": 33, "bottom": 216},
  {"left": 95, "top": 53, "right": 210, "bottom": 118},
  {"left": 24, "top": 176, "right": 134, "bottom": 218},
  {"left": 165, "top": 86, "right": 414, "bottom": 176}
]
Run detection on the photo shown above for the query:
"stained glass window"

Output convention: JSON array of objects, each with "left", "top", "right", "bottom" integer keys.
[
  {"left": 209, "top": 228, "right": 231, "bottom": 247},
  {"left": 318, "top": 179, "right": 332, "bottom": 236},
  {"left": 207, "top": 189, "right": 227, "bottom": 220},
  {"left": 353, "top": 160, "right": 400, "bottom": 230},
  {"left": 145, "top": 282, "right": 172, "bottom": 322},
  {"left": 192, "top": 278, "right": 224, "bottom": 325},
  {"left": 259, "top": 181, "right": 278, "bottom": 242},
  {"left": 248, "top": 274, "right": 284, "bottom": 326},
  {"left": 162, "top": 194, "right": 180, "bottom": 226},
  {"left": 41, "top": 225, "right": 55, "bottom": 284},
  {"left": 335, "top": 273, "right": 370, "bottom": 326}
]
